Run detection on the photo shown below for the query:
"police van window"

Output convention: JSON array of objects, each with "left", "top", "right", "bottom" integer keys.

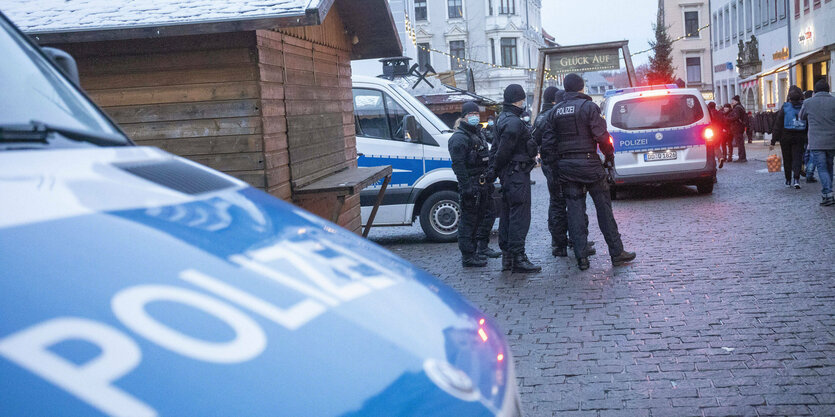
[
  {"left": 610, "top": 95, "right": 704, "bottom": 130},
  {"left": 0, "top": 15, "right": 124, "bottom": 141},
  {"left": 384, "top": 94, "right": 410, "bottom": 141},
  {"left": 352, "top": 88, "right": 390, "bottom": 139}
]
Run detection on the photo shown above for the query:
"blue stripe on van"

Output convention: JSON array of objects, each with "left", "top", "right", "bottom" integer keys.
[
  {"left": 611, "top": 124, "right": 708, "bottom": 153},
  {"left": 358, "top": 155, "right": 425, "bottom": 186}
]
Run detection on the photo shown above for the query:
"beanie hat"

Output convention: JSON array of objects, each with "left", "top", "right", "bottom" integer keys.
[
  {"left": 804, "top": 90, "right": 814, "bottom": 99},
  {"left": 462, "top": 101, "right": 479, "bottom": 115},
  {"left": 707, "top": 101, "right": 716, "bottom": 109},
  {"left": 814, "top": 79, "right": 830, "bottom": 93},
  {"left": 723, "top": 103, "right": 731, "bottom": 109},
  {"left": 563, "top": 73, "right": 585, "bottom": 92},
  {"left": 732, "top": 95, "right": 740, "bottom": 103},
  {"left": 503, "top": 84, "right": 526, "bottom": 103},
  {"left": 543, "top": 86, "right": 559, "bottom": 103}
]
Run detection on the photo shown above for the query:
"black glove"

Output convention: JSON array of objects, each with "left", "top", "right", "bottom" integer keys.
[
  {"left": 484, "top": 169, "right": 497, "bottom": 184},
  {"left": 603, "top": 154, "right": 615, "bottom": 168},
  {"left": 526, "top": 139, "right": 539, "bottom": 158}
]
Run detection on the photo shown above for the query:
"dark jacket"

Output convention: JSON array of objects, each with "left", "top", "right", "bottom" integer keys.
[
  {"left": 541, "top": 92, "right": 613, "bottom": 183},
  {"left": 532, "top": 102, "right": 555, "bottom": 147},
  {"left": 448, "top": 120, "right": 490, "bottom": 190},
  {"left": 725, "top": 103, "right": 747, "bottom": 134},
  {"left": 490, "top": 103, "right": 534, "bottom": 175},
  {"left": 771, "top": 101, "right": 808, "bottom": 146},
  {"left": 708, "top": 107, "right": 727, "bottom": 141}
]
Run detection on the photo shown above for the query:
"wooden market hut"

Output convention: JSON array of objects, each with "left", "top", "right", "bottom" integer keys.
[{"left": 6, "top": 0, "right": 401, "bottom": 233}]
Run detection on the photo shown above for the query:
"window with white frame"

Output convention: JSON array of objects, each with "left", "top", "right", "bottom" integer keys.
[
  {"left": 415, "top": 0, "right": 427, "bottom": 20},
  {"left": 490, "top": 38, "right": 496, "bottom": 64},
  {"left": 686, "top": 57, "right": 702, "bottom": 83},
  {"left": 499, "top": 0, "right": 515, "bottom": 15},
  {"left": 487, "top": 0, "right": 493, "bottom": 15},
  {"left": 448, "top": 0, "right": 463, "bottom": 19},
  {"left": 450, "top": 40, "right": 465, "bottom": 69},
  {"left": 500, "top": 38, "right": 517, "bottom": 67},
  {"left": 685, "top": 11, "right": 699, "bottom": 38},
  {"left": 417, "top": 43, "right": 431, "bottom": 71}
]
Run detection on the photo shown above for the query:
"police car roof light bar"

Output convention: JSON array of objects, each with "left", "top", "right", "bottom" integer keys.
[{"left": 604, "top": 84, "right": 679, "bottom": 98}]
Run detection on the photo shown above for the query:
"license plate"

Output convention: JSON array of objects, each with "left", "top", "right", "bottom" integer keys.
[{"left": 644, "top": 151, "right": 677, "bottom": 162}]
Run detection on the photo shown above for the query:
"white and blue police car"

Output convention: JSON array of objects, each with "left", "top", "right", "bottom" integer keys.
[
  {"left": 601, "top": 85, "right": 717, "bottom": 199},
  {"left": 0, "top": 12, "right": 522, "bottom": 417}
]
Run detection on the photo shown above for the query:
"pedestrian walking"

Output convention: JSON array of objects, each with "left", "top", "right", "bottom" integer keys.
[
  {"left": 540, "top": 73, "right": 636, "bottom": 270},
  {"left": 800, "top": 80, "right": 835, "bottom": 206},
  {"left": 484, "top": 84, "right": 541, "bottom": 272},
  {"left": 722, "top": 103, "right": 734, "bottom": 161},
  {"left": 770, "top": 86, "right": 808, "bottom": 189},
  {"left": 802, "top": 90, "right": 818, "bottom": 184},
  {"left": 708, "top": 102, "right": 726, "bottom": 168},
  {"left": 746, "top": 111, "right": 754, "bottom": 143},
  {"left": 725, "top": 95, "right": 748, "bottom": 162},
  {"left": 448, "top": 101, "right": 500, "bottom": 267}
]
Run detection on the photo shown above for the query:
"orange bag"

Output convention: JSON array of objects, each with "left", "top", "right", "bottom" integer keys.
[{"left": 767, "top": 153, "right": 782, "bottom": 173}]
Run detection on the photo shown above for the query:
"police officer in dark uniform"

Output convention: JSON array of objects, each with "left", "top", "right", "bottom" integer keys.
[
  {"left": 484, "top": 85, "right": 541, "bottom": 272},
  {"left": 541, "top": 74, "right": 635, "bottom": 270},
  {"left": 534, "top": 87, "right": 596, "bottom": 258},
  {"left": 449, "top": 101, "right": 500, "bottom": 266}
]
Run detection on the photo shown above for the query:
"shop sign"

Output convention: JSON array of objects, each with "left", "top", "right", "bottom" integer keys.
[
  {"left": 772, "top": 47, "right": 789, "bottom": 61},
  {"left": 799, "top": 27, "right": 813, "bottom": 44},
  {"left": 767, "top": 103, "right": 777, "bottom": 108},
  {"left": 548, "top": 48, "right": 620, "bottom": 74},
  {"left": 701, "top": 91, "right": 715, "bottom": 101},
  {"left": 714, "top": 62, "right": 733, "bottom": 72}
]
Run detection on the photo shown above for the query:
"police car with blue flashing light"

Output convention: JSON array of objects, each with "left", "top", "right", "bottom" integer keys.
[
  {"left": 0, "top": 12, "right": 522, "bottom": 417},
  {"left": 601, "top": 85, "right": 717, "bottom": 199},
  {"left": 353, "top": 76, "right": 464, "bottom": 242}
]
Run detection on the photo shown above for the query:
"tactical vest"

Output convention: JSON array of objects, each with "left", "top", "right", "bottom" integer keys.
[
  {"left": 551, "top": 97, "right": 596, "bottom": 156},
  {"left": 496, "top": 111, "right": 534, "bottom": 163},
  {"left": 467, "top": 131, "right": 490, "bottom": 175}
]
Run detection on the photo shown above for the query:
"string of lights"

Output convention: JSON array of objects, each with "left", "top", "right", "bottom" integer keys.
[{"left": 403, "top": 12, "right": 712, "bottom": 81}]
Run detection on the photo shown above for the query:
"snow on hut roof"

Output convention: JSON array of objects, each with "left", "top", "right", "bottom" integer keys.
[{"left": 3, "top": 0, "right": 316, "bottom": 34}]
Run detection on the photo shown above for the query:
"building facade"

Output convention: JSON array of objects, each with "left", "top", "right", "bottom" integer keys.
[
  {"left": 407, "top": 0, "right": 546, "bottom": 102},
  {"left": 789, "top": 0, "right": 833, "bottom": 91},
  {"left": 663, "top": 0, "right": 714, "bottom": 99},
  {"left": 710, "top": 0, "right": 791, "bottom": 111}
]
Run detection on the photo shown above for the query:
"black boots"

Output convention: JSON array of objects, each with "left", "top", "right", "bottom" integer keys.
[
  {"left": 462, "top": 255, "right": 488, "bottom": 268},
  {"left": 512, "top": 253, "right": 541, "bottom": 273},
  {"left": 577, "top": 257, "right": 590, "bottom": 270},
  {"left": 477, "top": 241, "right": 501, "bottom": 259},
  {"left": 611, "top": 250, "right": 637, "bottom": 266},
  {"left": 552, "top": 246, "right": 568, "bottom": 257},
  {"left": 501, "top": 252, "right": 513, "bottom": 271}
]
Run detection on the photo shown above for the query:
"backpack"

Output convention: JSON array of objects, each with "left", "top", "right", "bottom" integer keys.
[{"left": 782, "top": 102, "right": 806, "bottom": 131}]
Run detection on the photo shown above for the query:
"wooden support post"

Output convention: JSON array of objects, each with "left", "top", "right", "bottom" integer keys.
[
  {"left": 532, "top": 50, "right": 547, "bottom": 120},
  {"left": 331, "top": 195, "right": 346, "bottom": 223},
  {"left": 622, "top": 44, "right": 637, "bottom": 88},
  {"left": 362, "top": 173, "right": 391, "bottom": 238}
]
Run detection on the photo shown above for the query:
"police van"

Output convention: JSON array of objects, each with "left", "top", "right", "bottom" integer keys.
[
  {"left": 0, "top": 12, "right": 522, "bottom": 416},
  {"left": 601, "top": 85, "right": 717, "bottom": 199},
  {"left": 352, "top": 75, "right": 463, "bottom": 242}
]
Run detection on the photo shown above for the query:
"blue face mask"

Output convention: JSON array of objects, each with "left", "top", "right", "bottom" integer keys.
[
  {"left": 487, "top": 120, "right": 494, "bottom": 126},
  {"left": 522, "top": 116, "right": 531, "bottom": 123},
  {"left": 467, "top": 115, "right": 481, "bottom": 126}
]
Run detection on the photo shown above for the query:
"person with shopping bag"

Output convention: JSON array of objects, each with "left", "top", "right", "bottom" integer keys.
[{"left": 770, "top": 86, "right": 808, "bottom": 189}]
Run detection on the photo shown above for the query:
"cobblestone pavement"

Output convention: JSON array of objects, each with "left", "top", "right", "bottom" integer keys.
[{"left": 368, "top": 142, "right": 835, "bottom": 417}]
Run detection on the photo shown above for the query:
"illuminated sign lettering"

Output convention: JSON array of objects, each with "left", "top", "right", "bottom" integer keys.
[{"left": 549, "top": 48, "right": 621, "bottom": 74}]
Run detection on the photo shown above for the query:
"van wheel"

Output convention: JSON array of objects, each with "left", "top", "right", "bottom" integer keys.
[
  {"left": 697, "top": 180, "right": 714, "bottom": 194},
  {"left": 419, "top": 190, "right": 460, "bottom": 242}
]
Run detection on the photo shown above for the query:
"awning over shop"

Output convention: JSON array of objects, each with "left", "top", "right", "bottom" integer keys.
[{"left": 740, "top": 48, "right": 825, "bottom": 86}]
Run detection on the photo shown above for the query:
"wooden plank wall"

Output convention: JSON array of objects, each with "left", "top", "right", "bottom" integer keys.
[
  {"left": 257, "top": 3, "right": 361, "bottom": 233},
  {"left": 55, "top": 33, "right": 268, "bottom": 189}
]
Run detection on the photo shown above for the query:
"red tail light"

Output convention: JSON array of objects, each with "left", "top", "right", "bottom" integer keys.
[
  {"left": 703, "top": 127, "right": 715, "bottom": 142},
  {"left": 609, "top": 135, "right": 614, "bottom": 145}
]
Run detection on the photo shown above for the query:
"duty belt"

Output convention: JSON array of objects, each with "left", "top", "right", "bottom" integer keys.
[{"left": 558, "top": 152, "right": 597, "bottom": 160}]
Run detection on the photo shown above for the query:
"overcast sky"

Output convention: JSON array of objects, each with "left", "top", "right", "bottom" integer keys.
[{"left": 541, "top": 0, "right": 658, "bottom": 67}]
